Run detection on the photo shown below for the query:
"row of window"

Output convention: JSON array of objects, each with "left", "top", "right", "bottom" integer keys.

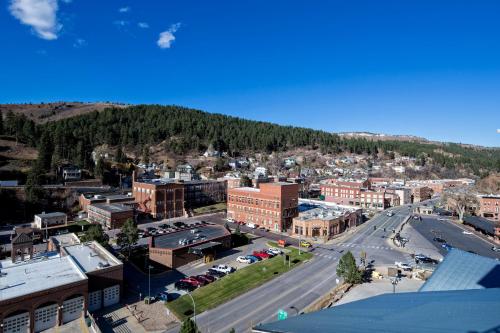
[
  {"left": 228, "top": 195, "right": 280, "bottom": 209},
  {"left": 228, "top": 204, "right": 281, "bottom": 217}
]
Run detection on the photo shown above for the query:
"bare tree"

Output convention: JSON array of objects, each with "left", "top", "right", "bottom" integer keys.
[{"left": 443, "top": 191, "right": 478, "bottom": 222}]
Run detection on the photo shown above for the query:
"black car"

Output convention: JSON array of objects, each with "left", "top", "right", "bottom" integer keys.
[
  {"left": 174, "top": 222, "right": 187, "bottom": 228},
  {"left": 159, "top": 224, "right": 169, "bottom": 229},
  {"left": 174, "top": 281, "right": 196, "bottom": 292},
  {"left": 433, "top": 237, "right": 446, "bottom": 243},
  {"left": 207, "top": 269, "right": 226, "bottom": 278}
]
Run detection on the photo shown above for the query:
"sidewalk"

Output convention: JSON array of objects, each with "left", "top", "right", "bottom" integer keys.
[{"left": 387, "top": 221, "right": 443, "bottom": 261}]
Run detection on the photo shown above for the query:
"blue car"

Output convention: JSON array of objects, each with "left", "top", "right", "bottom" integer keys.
[
  {"left": 245, "top": 255, "right": 260, "bottom": 262},
  {"left": 442, "top": 243, "right": 453, "bottom": 251}
]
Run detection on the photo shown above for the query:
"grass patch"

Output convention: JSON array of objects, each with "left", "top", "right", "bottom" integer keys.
[
  {"left": 193, "top": 202, "right": 227, "bottom": 215},
  {"left": 167, "top": 247, "right": 313, "bottom": 320}
]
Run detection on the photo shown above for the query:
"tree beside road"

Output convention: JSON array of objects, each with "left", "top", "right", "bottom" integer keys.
[
  {"left": 337, "top": 251, "right": 363, "bottom": 284},
  {"left": 117, "top": 218, "right": 139, "bottom": 257}
]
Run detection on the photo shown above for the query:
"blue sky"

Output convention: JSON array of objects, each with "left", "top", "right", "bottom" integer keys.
[{"left": 1, "top": 0, "right": 499, "bottom": 147}]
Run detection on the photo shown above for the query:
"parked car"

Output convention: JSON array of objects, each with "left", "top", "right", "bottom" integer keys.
[
  {"left": 174, "top": 281, "right": 196, "bottom": 292},
  {"left": 259, "top": 226, "right": 269, "bottom": 231},
  {"left": 386, "top": 211, "right": 394, "bottom": 217},
  {"left": 159, "top": 223, "right": 169, "bottom": 229},
  {"left": 174, "top": 222, "right": 187, "bottom": 228},
  {"left": 180, "top": 278, "right": 202, "bottom": 287},
  {"left": 237, "top": 256, "right": 252, "bottom": 264},
  {"left": 300, "top": 240, "right": 312, "bottom": 248},
  {"left": 207, "top": 269, "right": 226, "bottom": 278},
  {"left": 442, "top": 243, "right": 453, "bottom": 251},
  {"left": 193, "top": 275, "right": 212, "bottom": 285},
  {"left": 211, "top": 264, "right": 235, "bottom": 274},
  {"left": 202, "top": 274, "right": 216, "bottom": 283},
  {"left": 267, "top": 248, "right": 282, "bottom": 255},
  {"left": 226, "top": 218, "right": 235, "bottom": 223},
  {"left": 245, "top": 255, "right": 261, "bottom": 262},
  {"left": 253, "top": 251, "right": 271, "bottom": 259},
  {"left": 157, "top": 291, "right": 170, "bottom": 301},
  {"left": 462, "top": 230, "right": 473, "bottom": 235},
  {"left": 491, "top": 246, "right": 500, "bottom": 252},
  {"left": 395, "top": 262, "right": 412, "bottom": 271},
  {"left": 247, "top": 223, "right": 257, "bottom": 229},
  {"left": 438, "top": 218, "right": 447, "bottom": 221},
  {"left": 413, "top": 215, "right": 420, "bottom": 220},
  {"left": 433, "top": 237, "right": 446, "bottom": 243}
]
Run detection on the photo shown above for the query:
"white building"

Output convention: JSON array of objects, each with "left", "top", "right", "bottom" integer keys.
[{"left": 34, "top": 212, "right": 68, "bottom": 228}]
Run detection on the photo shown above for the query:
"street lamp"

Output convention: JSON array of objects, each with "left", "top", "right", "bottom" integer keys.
[
  {"left": 148, "top": 265, "right": 153, "bottom": 300},
  {"left": 390, "top": 277, "right": 399, "bottom": 294},
  {"left": 186, "top": 292, "right": 196, "bottom": 325}
]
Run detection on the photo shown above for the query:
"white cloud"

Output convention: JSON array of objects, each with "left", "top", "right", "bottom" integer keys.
[
  {"left": 73, "top": 38, "right": 86, "bottom": 48},
  {"left": 9, "top": 0, "right": 62, "bottom": 40},
  {"left": 157, "top": 23, "right": 181, "bottom": 49},
  {"left": 60, "top": 0, "right": 71, "bottom": 3},
  {"left": 138, "top": 22, "right": 149, "bottom": 29},
  {"left": 118, "top": 6, "right": 130, "bottom": 13}
]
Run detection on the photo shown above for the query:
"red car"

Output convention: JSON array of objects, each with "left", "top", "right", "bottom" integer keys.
[
  {"left": 180, "top": 278, "right": 202, "bottom": 287},
  {"left": 192, "top": 275, "right": 211, "bottom": 285},
  {"left": 253, "top": 251, "right": 271, "bottom": 259},
  {"left": 202, "top": 274, "right": 216, "bottom": 283}
]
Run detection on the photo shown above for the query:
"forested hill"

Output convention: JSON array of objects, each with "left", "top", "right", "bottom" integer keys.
[{"left": 2, "top": 104, "right": 500, "bottom": 175}]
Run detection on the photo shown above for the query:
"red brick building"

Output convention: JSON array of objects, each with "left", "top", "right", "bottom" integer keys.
[
  {"left": 133, "top": 177, "right": 185, "bottom": 219},
  {"left": 87, "top": 203, "right": 134, "bottom": 230},
  {"left": 320, "top": 179, "right": 391, "bottom": 210},
  {"left": 479, "top": 195, "right": 500, "bottom": 222},
  {"left": 411, "top": 186, "right": 433, "bottom": 203},
  {"left": 227, "top": 182, "right": 299, "bottom": 232}
]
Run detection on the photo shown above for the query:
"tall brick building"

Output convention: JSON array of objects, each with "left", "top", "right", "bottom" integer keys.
[
  {"left": 320, "top": 178, "right": 392, "bottom": 210},
  {"left": 133, "top": 177, "right": 185, "bottom": 219},
  {"left": 227, "top": 182, "right": 299, "bottom": 232},
  {"left": 479, "top": 195, "right": 500, "bottom": 222}
]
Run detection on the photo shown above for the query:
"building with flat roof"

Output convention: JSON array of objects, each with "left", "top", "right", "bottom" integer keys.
[
  {"left": 33, "top": 212, "right": 67, "bottom": 229},
  {"left": 87, "top": 203, "right": 134, "bottom": 229},
  {"left": 227, "top": 182, "right": 299, "bottom": 232},
  {"left": 0, "top": 236, "right": 123, "bottom": 333},
  {"left": 292, "top": 204, "right": 362, "bottom": 240},
  {"left": 133, "top": 175, "right": 185, "bottom": 219},
  {"left": 148, "top": 224, "right": 231, "bottom": 268},
  {"left": 478, "top": 195, "right": 500, "bottom": 222},
  {"left": 79, "top": 193, "right": 134, "bottom": 212}
]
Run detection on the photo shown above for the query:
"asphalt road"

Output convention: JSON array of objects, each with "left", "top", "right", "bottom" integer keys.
[
  {"left": 177, "top": 205, "right": 415, "bottom": 333},
  {"left": 410, "top": 215, "right": 500, "bottom": 260}
]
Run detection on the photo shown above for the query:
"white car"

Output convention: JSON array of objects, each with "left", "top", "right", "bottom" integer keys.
[
  {"left": 395, "top": 262, "right": 412, "bottom": 271},
  {"left": 226, "top": 218, "right": 235, "bottom": 223},
  {"left": 462, "top": 230, "right": 473, "bottom": 235},
  {"left": 247, "top": 223, "right": 257, "bottom": 229},
  {"left": 236, "top": 256, "right": 252, "bottom": 264},
  {"left": 267, "top": 248, "right": 282, "bottom": 255},
  {"left": 438, "top": 218, "right": 447, "bottom": 221},
  {"left": 211, "top": 264, "right": 235, "bottom": 274}
]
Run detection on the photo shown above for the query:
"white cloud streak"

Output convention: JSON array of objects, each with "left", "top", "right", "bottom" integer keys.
[
  {"left": 118, "top": 6, "right": 130, "bottom": 13},
  {"left": 138, "top": 22, "right": 149, "bottom": 29},
  {"left": 157, "top": 23, "right": 181, "bottom": 49},
  {"left": 9, "top": 0, "right": 61, "bottom": 40},
  {"left": 73, "top": 38, "right": 86, "bottom": 48}
]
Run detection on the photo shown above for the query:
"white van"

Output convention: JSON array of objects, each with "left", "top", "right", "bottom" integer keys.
[{"left": 247, "top": 223, "right": 257, "bottom": 229}]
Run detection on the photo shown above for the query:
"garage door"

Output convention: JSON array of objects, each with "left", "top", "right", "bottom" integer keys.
[
  {"left": 103, "top": 285, "right": 120, "bottom": 307},
  {"left": 62, "top": 296, "right": 84, "bottom": 324},
  {"left": 3, "top": 312, "right": 30, "bottom": 333},
  {"left": 88, "top": 290, "right": 102, "bottom": 312},
  {"left": 34, "top": 304, "right": 58, "bottom": 332}
]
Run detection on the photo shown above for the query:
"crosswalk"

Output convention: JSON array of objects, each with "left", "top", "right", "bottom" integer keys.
[{"left": 335, "top": 242, "right": 395, "bottom": 251}]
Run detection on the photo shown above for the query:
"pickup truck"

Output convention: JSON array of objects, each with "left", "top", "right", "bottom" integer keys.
[{"left": 211, "top": 264, "right": 235, "bottom": 274}]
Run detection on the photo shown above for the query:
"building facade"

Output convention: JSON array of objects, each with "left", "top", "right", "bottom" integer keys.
[
  {"left": 33, "top": 212, "right": 67, "bottom": 229},
  {"left": 320, "top": 179, "right": 390, "bottom": 210},
  {"left": 183, "top": 180, "right": 227, "bottom": 208},
  {"left": 411, "top": 186, "right": 433, "bottom": 203},
  {"left": 87, "top": 203, "right": 134, "bottom": 229},
  {"left": 227, "top": 182, "right": 299, "bottom": 232},
  {"left": 133, "top": 178, "right": 185, "bottom": 219},
  {"left": 292, "top": 206, "right": 362, "bottom": 240},
  {"left": 479, "top": 195, "right": 500, "bottom": 222}
]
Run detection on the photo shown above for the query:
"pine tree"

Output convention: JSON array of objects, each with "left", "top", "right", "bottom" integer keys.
[
  {"left": 336, "top": 251, "right": 362, "bottom": 284},
  {"left": 117, "top": 218, "right": 139, "bottom": 257}
]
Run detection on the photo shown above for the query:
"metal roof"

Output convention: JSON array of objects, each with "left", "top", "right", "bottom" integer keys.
[
  {"left": 420, "top": 249, "right": 500, "bottom": 292},
  {"left": 152, "top": 225, "right": 229, "bottom": 249},
  {"left": 253, "top": 288, "right": 500, "bottom": 333},
  {"left": 463, "top": 216, "right": 499, "bottom": 235}
]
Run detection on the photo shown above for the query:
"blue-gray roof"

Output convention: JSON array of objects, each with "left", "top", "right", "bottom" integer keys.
[
  {"left": 420, "top": 249, "right": 500, "bottom": 292},
  {"left": 463, "top": 216, "right": 499, "bottom": 235},
  {"left": 253, "top": 288, "right": 500, "bottom": 333}
]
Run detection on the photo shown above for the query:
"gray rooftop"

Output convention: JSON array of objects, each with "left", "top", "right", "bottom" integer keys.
[
  {"left": 420, "top": 249, "right": 500, "bottom": 292},
  {"left": 63, "top": 241, "right": 122, "bottom": 273},
  {"left": 297, "top": 206, "right": 355, "bottom": 222},
  {"left": 91, "top": 203, "right": 134, "bottom": 213},
  {"left": 152, "top": 225, "right": 229, "bottom": 249},
  {"left": 35, "top": 212, "right": 67, "bottom": 218},
  {"left": 254, "top": 288, "right": 500, "bottom": 333},
  {"left": 463, "top": 216, "right": 500, "bottom": 236},
  {"left": 0, "top": 253, "right": 87, "bottom": 302}
]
